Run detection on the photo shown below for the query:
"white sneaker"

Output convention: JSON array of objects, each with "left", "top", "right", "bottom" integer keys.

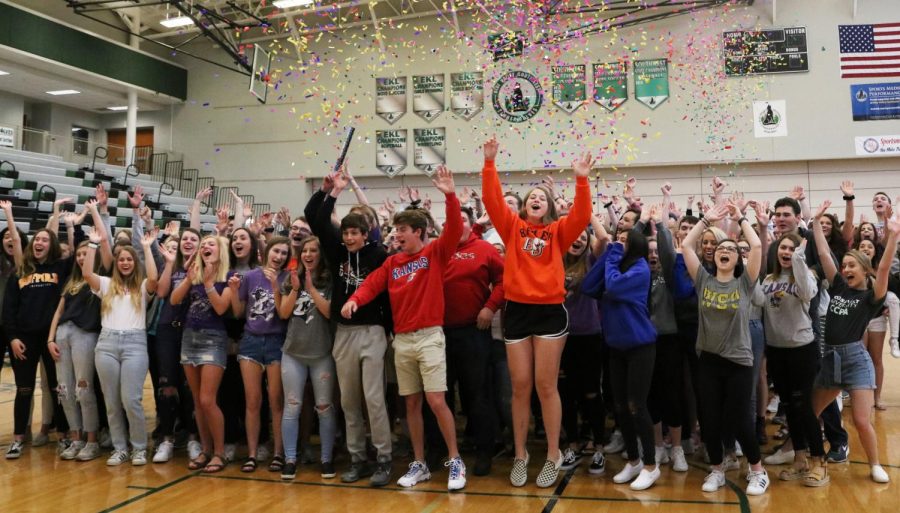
[
  {"left": 153, "top": 441, "right": 174, "bottom": 463},
  {"left": 654, "top": 445, "right": 670, "bottom": 465},
  {"left": 872, "top": 464, "right": 891, "bottom": 483},
  {"left": 723, "top": 454, "right": 741, "bottom": 471},
  {"left": 107, "top": 450, "right": 130, "bottom": 466},
  {"left": 764, "top": 449, "right": 795, "bottom": 465},
  {"left": 671, "top": 446, "right": 689, "bottom": 472},
  {"left": 890, "top": 338, "right": 900, "bottom": 359},
  {"left": 630, "top": 466, "right": 660, "bottom": 491},
  {"left": 446, "top": 456, "right": 467, "bottom": 491},
  {"left": 224, "top": 443, "right": 236, "bottom": 462},
  {"left": 702, "top": 469, "right": 726, "bottom": 492},
  {"left": 510, "top": 452, "right": 529, "bottom": 486},
  {"left": 613, "top": 460, "right": 643, "bottom": 484},
  {"left": 767, "top": 396, "right": 780, "bottom": 414},
  {"left": 132, "top": 449, "right": 148, "bottom": 466},
  {"left": 76, "top": 442, "right": 100, "bottom": 461},
  {"left": 398, "top": 461, "right": 431, "bottom": 487},
  {"left": 603, "top": 430, "right": 625, "bottom": 454},
  {"left": 734, "top": 441, "right": 743, "bottom": 458},
  {"left": 61, "top": 440, "right": 85, "bottom": 460},
  {"left": 187, "top": 440, "right": 202, "bottom": 461},
  {"left": 746, "top": 469, "right": 770, "bottom": 495}
]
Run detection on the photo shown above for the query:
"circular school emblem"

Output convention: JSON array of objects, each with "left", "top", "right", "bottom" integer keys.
[{"left": 492, "top": 71, "right": 543, "bottom": 123}]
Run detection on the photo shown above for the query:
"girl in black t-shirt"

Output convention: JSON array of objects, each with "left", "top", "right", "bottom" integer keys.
[{"left": 811, "top": 201, "right": 899, "bottom": 484}]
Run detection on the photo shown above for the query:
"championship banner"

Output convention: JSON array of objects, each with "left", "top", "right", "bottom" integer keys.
[
  {"left": 376, "top": 77, "right": 407, "bottom": 124},
  {"left": 593, "top": 62, "right": 628, "bottom": 112},
  {"left": 376, "top": 130, "right": 407, "bottom": 177},
  {"left": 413, "top": 74, "right": 445, "bottom": 122},
  {"left": 413, "top": 128, "right": 446, "bottom": 176},
  {"left": 634, "top": 59, "right": 669, "bottom": 110},
  {"left": 450, "top": 72, "right": 484, "bottom": 120},
  {"left": 552, "top": 65, "right": 586, "bottom": 113}
]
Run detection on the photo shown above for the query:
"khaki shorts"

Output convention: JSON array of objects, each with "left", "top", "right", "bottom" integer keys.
[{"left": 393, "top": 326, "right": 447, "bottom": 396}]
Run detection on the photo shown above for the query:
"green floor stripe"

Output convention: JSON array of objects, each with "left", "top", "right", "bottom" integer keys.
[{"left": 97, "top": 472, "right": 197, "bottom": 513}]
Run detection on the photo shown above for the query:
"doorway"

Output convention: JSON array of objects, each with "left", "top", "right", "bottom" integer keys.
[{"left": 106, "top": 127, "right": 154, "bottom": 167}]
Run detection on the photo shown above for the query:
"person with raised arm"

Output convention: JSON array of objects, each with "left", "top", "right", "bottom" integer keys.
[
  {"left": 681, "top": 202, "right": 769, "bottom": 496},
  {"left": 342, "top": 165, "right": 466, "bottom": 490},
  {"left": 83, "top": 229, "right": 158, "bottom": 466},
  {"left": 480, "top": 136, "right": 593, "bottom": 488},
  {"left": 811, "top": 201, "right": 899, "bottom": 484}
]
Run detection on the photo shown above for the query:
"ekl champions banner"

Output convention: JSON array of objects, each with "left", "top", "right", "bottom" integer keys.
[
  {"left": 376, "top": 77, "right": 407, "bottom": 124},
  {"left": 413, "top": 127, "right": 446, "bottom": 176},
  {"left": 376, "top": 130, "right": 407, "bottom": 177}
]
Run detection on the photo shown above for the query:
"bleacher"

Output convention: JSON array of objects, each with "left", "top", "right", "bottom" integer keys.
[{"left": 0, "top": 146, "right": 259, "bottom": 237}]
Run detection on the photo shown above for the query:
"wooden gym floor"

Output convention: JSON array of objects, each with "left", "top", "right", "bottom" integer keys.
[{"left": 1, "top": 350, "right": 898, "bottom": 513}]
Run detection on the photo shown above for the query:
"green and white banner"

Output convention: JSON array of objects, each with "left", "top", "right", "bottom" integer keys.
[
  {"left": 376, "top": 130, "right": 407, "bottom": 177},
  {"left": 593, "top": 62, "right": 628, "bottom": 112},
  {"left": 376, "top": 77, "right": 407, "bottom": 124},
  {"left": 413, "top": 74, "right": 445, "bottom": 122},
  {"left": 414, "top": 127, "right": 446, "bottom": 176},
  {"left": 552, "top": 65, "right": 586, "bottom": 113},
  {"left": 450, "top": 72, "right": 484, "bottom": 120},
  {"left": 633, "top": 59, "right": 669, "bottom": 110}
]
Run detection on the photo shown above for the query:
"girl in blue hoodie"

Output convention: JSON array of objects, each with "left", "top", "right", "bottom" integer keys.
[{"left": 585, "top": 230, "right": 658, "bottom": 490}]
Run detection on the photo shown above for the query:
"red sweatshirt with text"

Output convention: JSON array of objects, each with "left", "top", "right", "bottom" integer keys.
[
  {"left": 349, "top": 193, "right": 463, "bottom": 334},
  {"left": 482, "top": 159, "right": 592, "bottom": 304},
  {"left": 443, "top": 232, "right": 505, "bottom": 328}
]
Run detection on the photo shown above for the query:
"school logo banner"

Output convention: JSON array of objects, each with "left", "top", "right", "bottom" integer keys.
[
  {"left": 376, "top": 130, "right": 407, "bottom": 177},
  {"left": 634, "top": 59, "right": 669, "bottom": 110},
  {"left": 413, "top": 74, "right": 445, "bottom": 122},
  {"left": 552, "top": 65, "right": 586, "bottom": 113},
  {"left": 376, "top": 77, "right": 407, "bottom": 124},
  {"left": 492, "top": 71, "right": 544, "bottom": 123},
  {"left": 593, "top": 62, "right": 628, "bottom": 112},
  {"left": 450, "top": 72, "right": 484, "bottom": 120},
  {"left": 414, "top": 128, "right": 446, "bottom": 176}
]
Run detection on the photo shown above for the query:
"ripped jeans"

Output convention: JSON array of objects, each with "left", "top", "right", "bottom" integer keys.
[
  {"left": 281, "top": 353, "right": 337, "bottom": 463},
  {"left": 55, "top": 322, "right": 100, "bottom": 433}
]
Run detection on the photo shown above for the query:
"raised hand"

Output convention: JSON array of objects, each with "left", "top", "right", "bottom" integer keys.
[
  {"left": 141, "top": 232, "right": 155, "bottom": 248},
  {"left": 572, "top": 151, "right": 595, "bottom": 178},
  {"left": 290, "top": 269, "right": 301, "bottom": 291},
  {"left": 321, "top": 172, "right": 335, "bottom": 193},
  {"left": 711, "top": 176, "right": 726, "bottom": 195},
  {"left": 85, "top": 226, "right": 102, "bottom": 244},
  {"left": 483, "top": 136, "right": 499, "bottom": 161},
  {"left": 95, "top": 184, "right": 109, "bottom": 208},
  {"left": 660, "top": 182, "right": 673, "bottom": 197},
  {"left": 649, "top": 203, "right": 662, "bottom": 223},
  {"left": 165, "top": 220, "right": 180, "bottom": 236},
  {"left": 790, "top": 185, "right": 806, "bottom": 202},
  {"left": 703, "top": 203, "right": 729, "bottom": 223},
  {"left": 332, "top": 166, "right": 351, "bottom": 191},
  {"left": 423, "top": 193, "right": 433, "bottom": 211},
  {"left": 730, "top": 191, "right": 748, "bottom": 214},
  {"left": 725, "top": 200, "right": 742, "bottom": 221},
  {"left": 196, "top": 186, "right": 213, "bottom": 202},
  {"left": 814, "top": 200, "right": 832, "bottom": 220},
  {"left": 840, "top": 180, "right": 854, "bottom": 198},
  {"left": 128, "top": 185, "right": 144, "bottom": 209},
  {"left": 160, "top": 243, "right": 176, "bottom": 263},
  {"left": 398, "top": 186, "right": 410, "bottom": 203},
  {"left": 750, "top": 200, "right": 770, "bottom": 226},
  {"left": 263, "top": 267, "right": 279, "bottom": 287},
  {"left": 431, "top": 164, "right": 456, "bottom": 195},
  {"left": 887, "top": 212, "right": 900, "bottom": 237},
  {"left": 410, "top": 187, "right": 421, "bottom": 202}
]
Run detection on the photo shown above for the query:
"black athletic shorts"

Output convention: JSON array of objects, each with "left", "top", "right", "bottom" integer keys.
[{"left": 503, "top": 300, "right": 569, "bottom": 343}]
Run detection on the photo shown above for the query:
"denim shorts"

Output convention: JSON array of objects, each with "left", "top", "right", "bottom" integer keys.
[
  {"left": 239, "top": 332, "right": 285, "bottom": 367},
  {"left": 180, "top": 328, "right": 228, "bottom": 369},
  {"left": 815, "top": 341, "right": 876, "bottom": 391}
]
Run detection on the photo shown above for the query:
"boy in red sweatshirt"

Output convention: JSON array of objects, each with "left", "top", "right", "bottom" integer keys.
[{"left": 341, "top": 165, "right": 466, "bottom": 491}]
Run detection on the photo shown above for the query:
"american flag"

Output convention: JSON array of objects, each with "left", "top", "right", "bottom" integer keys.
[{"left": 839, "top": 23, "right": 900, "bottom": 78}]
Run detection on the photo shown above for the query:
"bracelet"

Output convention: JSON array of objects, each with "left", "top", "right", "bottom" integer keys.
[
  {"left": 701, "top": 217, "right": 711, "bottom": 227},
  {"left": 205, "top": 286, "right": 216, "bottom": 293},
  {"left": 843, "top": 195, "right": 855, "bottom": 201},
  {"left": 47, "top": 340, "right": 55, "bottom": 345},
  {"left": 738, "top": 217, "right": 749, "bottom": 226},
  {"left": 88, "top": 242, "right": 99, "bottom": 249}
]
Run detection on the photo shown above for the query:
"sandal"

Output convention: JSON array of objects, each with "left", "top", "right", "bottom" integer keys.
[
  {"left": 203, "top": 454, "right": 227, "bottom": 474},
  {"left": 188, "top": 453, "right": 211, "bottom": 471},
  {"left": 803, "top": 464, "right": 830, "bottom": 487},
  {"left": 268, "top": 455, "right": 285, "bottom": 472},
  {"left": 779, "top": 466, "right": 808, "bottom": 481},
  {"left": 241, "top": 457, "right": 258, "bottom": 473}
]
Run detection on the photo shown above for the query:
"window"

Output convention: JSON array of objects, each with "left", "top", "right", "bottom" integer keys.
[{"left": 72, "top": 126, "right": 90, "bottom": 155}]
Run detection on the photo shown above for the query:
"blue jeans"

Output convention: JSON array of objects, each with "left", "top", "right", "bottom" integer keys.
[
  {"left": 281, "top": 352, "right": 337, "bottom": 463},
  {"left": 55, "top": 322, "right": 100, "bottom": 433},
  {"left": 95, "top": 329, "right": 149, "bottom": 452}
]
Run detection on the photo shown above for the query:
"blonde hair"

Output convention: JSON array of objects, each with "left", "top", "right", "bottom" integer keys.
[
  {"left": 843, "top": 249, "right": 876, "bottom": 288},
  {"left": 62, "top": 241, "right": 91, "bottom": 296},
  {"left": 100, "top": 245, "right": 144, "bottom": 317},
  {"left": 191, "top": 235, "right": 231, "bottom": 285}
]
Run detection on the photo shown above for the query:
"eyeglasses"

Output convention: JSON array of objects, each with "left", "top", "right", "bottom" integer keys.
[
  {"left": 738, "top": 247, "right": 750, "bottom": 254},
  {"left": 716, "top": 246, "right": 738, "bottom": 254}
]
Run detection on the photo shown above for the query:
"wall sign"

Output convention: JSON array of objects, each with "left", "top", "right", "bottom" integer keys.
[
  {"left": 552, "top": 65, "right": 586, "bottom": 113},
  {"left": 413, "top": 128, "right": 446, "bottom": 176},
  {"left": 753, "top": 100, "right": 788, "bottom": 137},
  {"left": 725, "top": 27, "right": 808, "bottom": 76},
  {"left": 634, "top": 59, "right": 669, "bottom": 109},
  {"left": 376, "top": 129, "right": 407, "bottom": 177},
  {"left": 492, "top": 71, "right": 543, "bottom": 123},
  {"left": 855, "top": 135, "right": 900, "bottom": 156},
  {"left": 593, "top": 62, "right": 628, "bottom": 112},
  {"left": 851, "top": 83, "right": 900, "bottom": 121},
  {"left": 413, "top": 74, "right": 444, "bottom": 122},
  {"left": 450, "top": 72, "right": 484, "bottom": 120},
  {"left": 0, "top": 126, "right": 14, "bottom": 148},
  {"left": 376, "top": 77, "right": 407, "bottom": 124}
]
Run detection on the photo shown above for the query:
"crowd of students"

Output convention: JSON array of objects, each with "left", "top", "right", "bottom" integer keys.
[{"left": 1, "top": 140, "right": 898, "bottom": 495}]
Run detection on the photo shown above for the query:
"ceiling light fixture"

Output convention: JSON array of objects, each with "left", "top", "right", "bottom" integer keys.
[
  {"left": 106, "top": 106, "right": 129, "bottom": 111},
  {"left": 273, "top": 0, "right": 315, "bottom": 8},
  {"left": 46, "top": 90, "right": 81, "bottom": 95},
  {"left": 160, "top": 15, "right": 195, "bottom": 28},
  {"left": 0, "top": 70, "right": 9, "bottom": 76}
]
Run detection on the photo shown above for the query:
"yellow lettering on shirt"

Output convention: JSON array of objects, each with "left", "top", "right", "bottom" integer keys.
[
  {"left": 18, "top": 272, "right": 59, "bottom": 289},
  {"left": 701, "top": 287, "right": 740, "bottom": 310}
]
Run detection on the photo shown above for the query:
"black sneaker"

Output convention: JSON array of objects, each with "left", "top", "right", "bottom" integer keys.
[
  {"left": 321, "top": 460, "right": 336, "bottom": 479},
  {"left": 559, "top": 448, "right": 581, "bottom": 470},
  {"left": 341, "top": 460, "right": 374, "bottom": 483},
  {"left": 281, "top": 461, "right": 297, "bottom": 480},
  {"left": 473, "top": 453, "right": 492, "bottom": 476},
  {"left": 6, "top": 441, "right": 24, "bottom": 460},
  {"left": 370, "top": 459, "right": 391, "bottom": 487},
  {"left": 826, "top": 444, "right": 849, "bottom": 463}
]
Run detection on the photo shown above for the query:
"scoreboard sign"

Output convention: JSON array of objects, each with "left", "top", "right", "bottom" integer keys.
[{"left": 724, "top": 27, "right": 809, "bottom": 76}]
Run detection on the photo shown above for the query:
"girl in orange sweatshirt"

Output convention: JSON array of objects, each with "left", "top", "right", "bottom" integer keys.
[{"left": 481, "top": 136, "right": 593, "bottom": 488}]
